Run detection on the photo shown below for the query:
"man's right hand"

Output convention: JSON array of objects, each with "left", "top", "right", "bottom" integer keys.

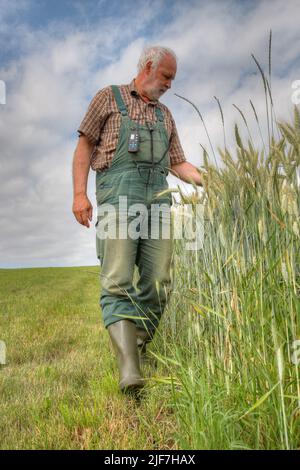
[{"left": 72, "top": 193, "right": 93, "bottom": 228}]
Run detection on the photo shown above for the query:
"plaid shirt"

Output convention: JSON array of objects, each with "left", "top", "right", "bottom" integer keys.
[{"left": 77, "top": 80, "right": 186, "bottom": 171}]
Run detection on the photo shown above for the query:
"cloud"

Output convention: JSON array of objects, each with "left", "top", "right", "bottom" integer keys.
[
  {"left": 0, "top": 0, "right": 299, "bottom": 267},
  {"left": 159, "top": 0, "right": 300, "bottom": 173}
]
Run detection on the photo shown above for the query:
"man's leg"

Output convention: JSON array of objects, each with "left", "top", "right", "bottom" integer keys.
[
  {"left": 134, "top": 222, "right": 174, "bottom": 337},
  {"left": 97, "top": 224, "right": 145, "bottom": 394},
  {"left": 99, "top": 234, "right": 143, "bottom": 328}
]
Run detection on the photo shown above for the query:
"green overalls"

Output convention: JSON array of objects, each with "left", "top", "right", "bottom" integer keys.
[{"left": 95, "top": 85, "right": 174, "bottom": 336}]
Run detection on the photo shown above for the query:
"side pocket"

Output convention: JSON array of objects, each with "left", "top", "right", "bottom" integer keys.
[{"left": 96, "top": 184, "right": 114, "bottom": 205}]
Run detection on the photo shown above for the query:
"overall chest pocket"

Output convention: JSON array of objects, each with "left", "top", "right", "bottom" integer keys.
[{"left": 138, "top": 129, "right": 169, "bottom": 163}]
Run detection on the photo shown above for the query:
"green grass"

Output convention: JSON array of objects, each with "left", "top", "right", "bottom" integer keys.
[
  {"left": 0, "top": 267, "right": 178, "bottom": 450},
  {"left": 1, "top": 42, "right": 300, "bottom": 447},
  {"left": 1, "top": 109, "right": 300, "bottom": 449},
  {"left": 156, "top": 107, "right": 300, "bottom": 450}
]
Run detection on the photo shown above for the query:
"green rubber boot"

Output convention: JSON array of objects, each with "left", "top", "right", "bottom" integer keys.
[
  {"left": 136, "top": 328, "right": 156, "bottom": 367},
  {"left": 108, "top": 320, "right": 144, "bottom": 393}
]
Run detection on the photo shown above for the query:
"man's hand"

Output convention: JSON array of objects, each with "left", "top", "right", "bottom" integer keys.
[
  {"left": 170, "top": 161, "right": 203, "bottom": 186},
  {"left": 72, "top": 193, "right": 93, "bottom": 228}
]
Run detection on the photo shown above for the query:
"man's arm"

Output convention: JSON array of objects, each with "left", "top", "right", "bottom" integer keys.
[
  {"left": 72, "top": 135, "right": 94, "bottom": 228},
  {"left": 165, "top": 111, "right": 203, "bottom": 186},
  {"left": 170, "top": 161, "right": 203, "bottom": 186}
]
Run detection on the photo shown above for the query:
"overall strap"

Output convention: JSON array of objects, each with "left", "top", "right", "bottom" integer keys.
[
  {"left": 155, "top": 106, "right": 164, "bottom": 122},
  {"left": 111, "top": 85, "right": 128, "bottom": 116}
]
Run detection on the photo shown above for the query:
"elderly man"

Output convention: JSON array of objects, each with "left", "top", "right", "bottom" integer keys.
[{"left": 72, "top": 46, "right": 202, "bottom": 394}]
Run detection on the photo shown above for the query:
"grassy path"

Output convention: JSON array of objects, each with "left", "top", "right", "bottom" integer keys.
[{"left": 0, "top": 267, "right": 177, "bottom": 450}]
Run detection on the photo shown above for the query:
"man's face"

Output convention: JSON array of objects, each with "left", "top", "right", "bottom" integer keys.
[{"left": 145, "top": 54, "right": 177, "bottom": 101}]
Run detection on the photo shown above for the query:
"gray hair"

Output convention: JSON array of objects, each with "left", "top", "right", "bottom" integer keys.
[{"left": 137, "top": 46, "right": 177, "bottom": 72}]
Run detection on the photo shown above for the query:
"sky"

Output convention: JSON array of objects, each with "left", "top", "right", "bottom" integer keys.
[{"left": 0, "top": 0, "right": 299, "bottom": 268}]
